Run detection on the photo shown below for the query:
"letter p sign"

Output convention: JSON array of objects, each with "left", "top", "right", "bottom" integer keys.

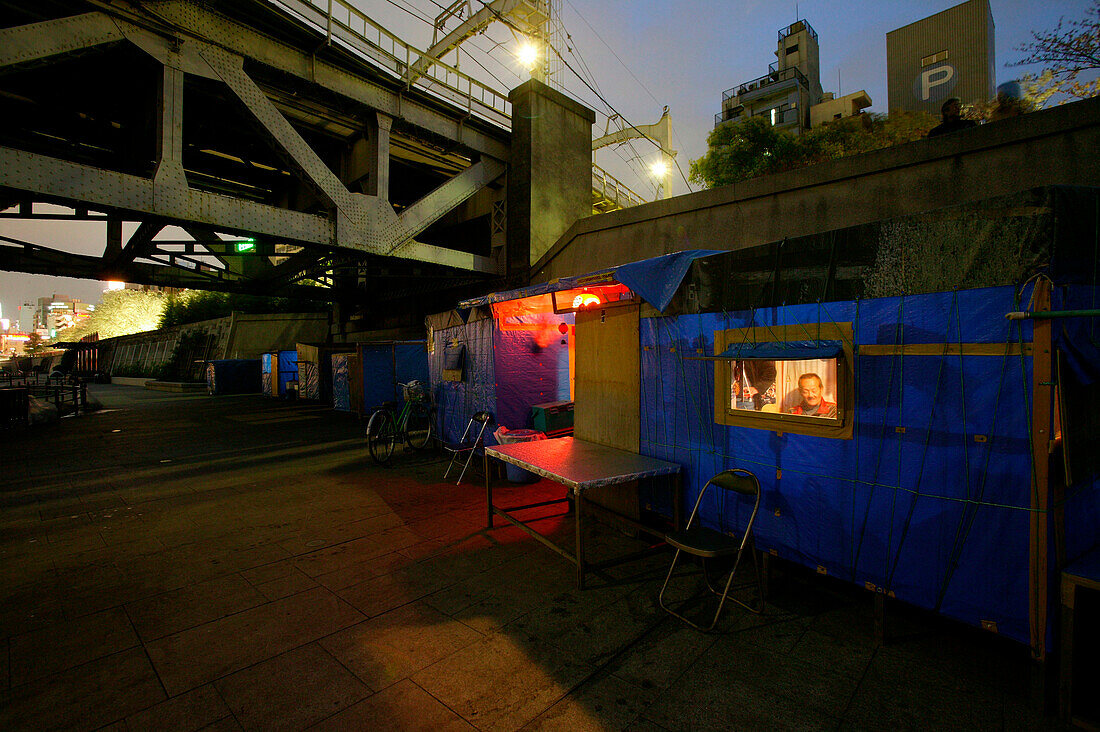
[{"left": 920, "top": 65, "right": 955, "bottom": 101}]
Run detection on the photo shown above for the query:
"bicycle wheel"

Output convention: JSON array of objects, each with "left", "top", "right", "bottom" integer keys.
[
  {"left": 366, "top": 409, "right": 396, "bottom": 464},
  {"left": 404, "top": 401, "right": 435, "bottom": 450}
]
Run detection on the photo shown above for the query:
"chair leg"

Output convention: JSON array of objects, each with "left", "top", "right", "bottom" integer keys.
[
  {"left": 443, "top": 450, "right": 460, "bottom": 481},
  {"left": 455, "top": 448, "right": 476, "bottom": 486},
  {"left": 659, "top": 550, "right": 722, "bottom": 632}
]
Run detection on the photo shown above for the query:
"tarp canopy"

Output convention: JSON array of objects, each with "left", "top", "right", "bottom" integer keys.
[{"left": 457, "top": 250, "right": 721, "bottom": 313}]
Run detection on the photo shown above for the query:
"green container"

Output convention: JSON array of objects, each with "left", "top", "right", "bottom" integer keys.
[{"left": 530, "top": 400, "right": 574, "bottom": 433}]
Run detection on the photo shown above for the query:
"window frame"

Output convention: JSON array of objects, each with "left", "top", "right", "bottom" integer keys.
[{"left": 713, "top": 322, "right": 855, "bottom": 439}]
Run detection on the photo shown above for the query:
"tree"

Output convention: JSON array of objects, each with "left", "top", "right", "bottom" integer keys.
[
  {"left": 24, "top": 331, "right": 48, "bottom": 357},
  {"left": 1011, "top": 1, "right": 1100, "bottom": 104},
  {"left": 689, "top": 111, "right": 936, "bottom": 189},
  {"left": 158, "top": 290, "right": 328, "bottom": 328},
  {"left": 689, "top": 116, "right": 807, "bottom": 188},
  {"left": 59, "top": 289, "right": 166, "bottom": 342}
]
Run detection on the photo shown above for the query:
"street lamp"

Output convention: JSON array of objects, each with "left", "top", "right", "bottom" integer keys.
[{"left": 516, "top": 41, "right": 540, "bottom": 70}]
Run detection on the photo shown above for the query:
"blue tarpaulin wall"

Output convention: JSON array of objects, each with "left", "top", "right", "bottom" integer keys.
[
  {"left": 276, "top": 350, "right": 297, "bottom": 397},
  {"left": 361, "top": 341, "right": 429, "bottom": 412},
  {"left": 430, "top": 310, "right": 497, "bottom": 446},
  {"left": 429, "top": 307, "right": 573, "bottom": 447},
  {"left": 206, "top": 359, "right": 261, "bottom": 395},
  {"left": 639, "top": 285, "right": 1039, "bottom": 644}
]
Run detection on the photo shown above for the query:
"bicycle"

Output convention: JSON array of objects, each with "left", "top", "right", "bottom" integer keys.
[{"left": 366, "top": 380, "right": 436, "bottom": 464}]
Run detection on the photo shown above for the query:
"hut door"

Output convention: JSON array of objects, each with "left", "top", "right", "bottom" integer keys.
[{"left": 574, "top": 303, "right": 639, "bottom": 451}]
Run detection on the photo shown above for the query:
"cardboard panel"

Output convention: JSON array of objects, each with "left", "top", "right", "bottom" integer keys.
[{"left": 575, "top": 304, "right": 639, "bottom": 451}]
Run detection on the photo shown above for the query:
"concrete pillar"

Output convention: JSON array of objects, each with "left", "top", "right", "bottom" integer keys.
[{"left": 507, "top": 79, "right": 594, "bottom": 275}]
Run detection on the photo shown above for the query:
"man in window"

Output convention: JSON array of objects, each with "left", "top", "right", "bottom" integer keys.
[
  {"left": 736, "top": 360, "right": 776, "bottom": 411},
  {"left": 788, "top": 372, "right": 836, "bottom": 418}
]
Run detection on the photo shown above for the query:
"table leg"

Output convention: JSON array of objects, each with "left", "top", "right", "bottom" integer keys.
[
  {"left": 485, "top": 452, "right": 493, "bottom": 529},
  {"left": 575, "top": 489, "right": 585, "bottom": 590}
]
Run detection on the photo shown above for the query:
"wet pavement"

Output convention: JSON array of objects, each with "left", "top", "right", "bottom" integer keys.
[{"left": 0, "top": 385, "right": 1055, "bottom": 730}]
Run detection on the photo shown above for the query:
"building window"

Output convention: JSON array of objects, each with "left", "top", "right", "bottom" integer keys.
[
  {"left": 786, "top": 44, "right": 799, "bottom": 55},
  {"left": 921, "top": 50, "right": 949, "bottom": 68},
  {"left": 713, "top": 322, "right": 854, "bottom": 439},
  {"left": 770, "top": 108, "right": 778, "bottom": 125}
]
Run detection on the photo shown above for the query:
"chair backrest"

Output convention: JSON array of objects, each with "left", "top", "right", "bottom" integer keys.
[
  {"left": 708, "top": 469, "right": 759, "bottom": 496},
  {"left": 686, "top": 468, "right": 761, "bottom": 530}
]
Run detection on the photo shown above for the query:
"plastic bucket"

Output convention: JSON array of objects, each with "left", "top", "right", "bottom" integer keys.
[{"left": 495, "top": 428, "right": 544, "bottom": 483}]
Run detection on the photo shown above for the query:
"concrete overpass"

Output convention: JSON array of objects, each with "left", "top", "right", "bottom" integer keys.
[{"left": 535, "top": 96, "right": 1100, "bottom": 282}]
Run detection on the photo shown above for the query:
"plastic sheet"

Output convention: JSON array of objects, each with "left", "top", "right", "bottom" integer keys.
[{"left": 640, "top": 286, "right": 1036, "bottom": 644}]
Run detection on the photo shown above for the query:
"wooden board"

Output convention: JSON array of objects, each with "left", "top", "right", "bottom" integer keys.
[{"left": 574, "top": 304, "right": 639, "bottom": 451}]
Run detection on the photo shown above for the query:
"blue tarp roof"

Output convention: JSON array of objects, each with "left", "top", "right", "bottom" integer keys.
[{"left": 457, "top": 250, "right": 721, "bottom": 313}]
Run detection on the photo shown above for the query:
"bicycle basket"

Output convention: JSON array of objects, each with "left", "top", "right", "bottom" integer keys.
[{"left": 403, "top": 380, "right": 424, "bottom": 401}]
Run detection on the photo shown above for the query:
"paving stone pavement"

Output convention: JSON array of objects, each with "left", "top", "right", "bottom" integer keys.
[{"left": 0, "top": 385, "right": 1058, "bottom": 730}]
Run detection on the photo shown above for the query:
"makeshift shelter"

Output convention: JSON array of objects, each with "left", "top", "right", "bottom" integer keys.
[
  {"left": 331, "top": 352, "right": 354, "bottom": 411},
  {"left": 260, "top": 350, "right": 297, "bottom": 398},
  {"left": 432, "top": 186, "right": 1100, "bottom": 662},
  {"left": 360, "top": 341, "right": 430, "bottom": 412},
  {"left": 205, "top": 359, "right": 260, "bottom": 395}
]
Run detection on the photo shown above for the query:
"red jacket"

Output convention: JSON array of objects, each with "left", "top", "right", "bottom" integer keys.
[{"left": 789, "top": 400, "right": 836, "bottom": 417}]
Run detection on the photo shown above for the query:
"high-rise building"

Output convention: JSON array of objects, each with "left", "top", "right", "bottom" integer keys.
[
  {"left": 887, "top": 0, "right": 995, "bottom": 114},
  {"left": 716, "top": 20, "right": 869, "bottom": 135},
  {"left": 716, "top": 20, "right": 824, "bottom": 134},
  {"left": 34, "top": 294, "right": 92, "bottom": 338}
]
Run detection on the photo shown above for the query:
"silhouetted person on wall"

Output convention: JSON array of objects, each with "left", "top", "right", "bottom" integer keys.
[{"left": 927, "top": 98, "right": 976, "bottom": 138}]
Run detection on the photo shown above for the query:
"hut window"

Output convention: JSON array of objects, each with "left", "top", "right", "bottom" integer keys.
[
  {"left": 713, "top": 322, "right": 854, "bottom": 439},
  {"left": 730, "top": 359, "right": 839, "bottom": 419}
]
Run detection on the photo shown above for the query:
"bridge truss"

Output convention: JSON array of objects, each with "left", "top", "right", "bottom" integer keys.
[{"left": 0, "top": 0, "right": 516, "bottom": 316}]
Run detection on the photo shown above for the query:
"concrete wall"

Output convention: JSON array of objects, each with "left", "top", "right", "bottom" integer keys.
[
  {"left": 223, "top": 313, "right": 329, "bottom": 359},
  {"left": 534, "top": 96, "right": 1100, "bottom": 282},
  {"left": 99, "top": 312, "right": 330, "bottom": 375}
]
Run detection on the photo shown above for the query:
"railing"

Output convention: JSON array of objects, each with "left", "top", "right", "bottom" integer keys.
[
  {"left": 271, "top": 0, "right": 511, "bottom": 128},
  {"left": 722, "top": 65, "right": 809, "bottom": 102},
  {"left": 592, "top": 164, "right": 646, "bottom": 210},
  {"left": 778, "top": 19, "right": 817, "bottom": 42}
]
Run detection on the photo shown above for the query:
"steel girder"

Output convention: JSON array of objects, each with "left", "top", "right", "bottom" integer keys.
[{"left": 0, "top": 4, "right": 506, "bottom": 288}]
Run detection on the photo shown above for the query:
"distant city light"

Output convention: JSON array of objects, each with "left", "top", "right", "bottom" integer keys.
[{"left": 106, "top": 281, "right": 126, "bottom": 291}]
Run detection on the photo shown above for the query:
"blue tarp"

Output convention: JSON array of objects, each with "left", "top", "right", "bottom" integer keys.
[
  {"left": 430, "top": 313, "right": 497, "bottom": 446},
  {"left": 276, "top": 350, "right": 297, "bottom": 397},
  {"left": 717, "top": 340, "right": 844, "bottom": 361},
  {"left": 457, "top": 250, "right": 720, "bottom": 312},
  {"left": 361, "top": 341, "right": 429, "bottom": 412},
  {"left": 640, "top": 286, "right": 1037, "bottom": 645}
]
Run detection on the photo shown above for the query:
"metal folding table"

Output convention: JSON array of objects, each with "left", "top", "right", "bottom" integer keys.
[{"left": 484, "top": 437, "right": 682, "bottom": 589}]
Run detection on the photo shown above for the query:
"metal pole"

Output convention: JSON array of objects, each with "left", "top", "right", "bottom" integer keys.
[{"left": 1006, "top": 309, "right": 1100, "bottom": 320}]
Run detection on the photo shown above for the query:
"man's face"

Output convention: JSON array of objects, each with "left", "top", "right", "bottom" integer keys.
[{"left": 798, "top": 377, "right": 822, "bottom": 407}]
